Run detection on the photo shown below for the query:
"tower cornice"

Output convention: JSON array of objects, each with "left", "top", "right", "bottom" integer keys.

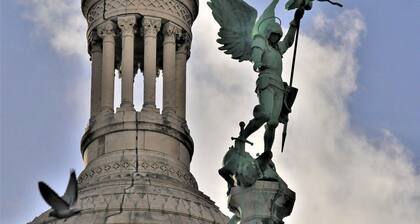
[{"left": 82, "top": 0, "right": 199, "bottom": 40}]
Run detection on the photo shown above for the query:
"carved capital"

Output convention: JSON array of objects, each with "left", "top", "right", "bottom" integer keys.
[
  {"left": 118, "top": 15, "right": 137, "bottom": 37},
  {"left": 176, "top": 43, "right": 191, "bottom": 57},
  {"left": 176, "top": 33, "right": 191, "bottom": 55},
  {"left": 98, "top": 20, "right": 116, "bottom": 40},
  {"left": 89, "top": 31, "right": 102, "bottom": 54},
  {"left": 91, "top": 42, "right": 102, "bottom": 54},
  {"left": 163, "top": 22, "right": 181, "bottom": 43},
  {"left": 142, "top": 17, "right": 161, "bottom": 37}
]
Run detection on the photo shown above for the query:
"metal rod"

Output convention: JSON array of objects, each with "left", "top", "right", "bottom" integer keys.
[
  {"left": 318, "top": 0, "right": 343, "bottom": 8},
  {"left": 289, "top": 20, "right": 301, "bottom": 87}
]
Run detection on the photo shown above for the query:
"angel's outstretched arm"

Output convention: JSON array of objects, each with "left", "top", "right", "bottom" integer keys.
[
  {"left": 279, "top": 21, "right": 298, "bottom": 54},
  {"left": 279, "top": 9, "right": 304, "bottom": 54}
]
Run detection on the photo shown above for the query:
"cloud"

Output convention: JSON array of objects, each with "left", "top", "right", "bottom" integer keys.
[
  {"left": 19, "top": 0, "right": 92, "bottom": 124},
  {"left": 189, "top": 2, "right": 420, "bottom": 224},
  {"left": 20, "top": 0, "right": 88, "bottom": 58}
]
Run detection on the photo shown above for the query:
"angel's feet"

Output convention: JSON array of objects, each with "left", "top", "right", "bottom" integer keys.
[{"left": 256, "top": 151, "right": 273, "bottom": 171}]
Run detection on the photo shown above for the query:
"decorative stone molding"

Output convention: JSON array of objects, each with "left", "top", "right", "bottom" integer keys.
[
  {"left": 104, "top": 0, "right": 193, "bottom": 26},
  {"left": 84, "top": 0, "right": 195, "bottom": 40},
  {"left": 31, "top": 190, "right": 228, "bottom": 224},
  {"left": 163, "top": 22, "right": 182, "bottom": 43},
  {"left": 177, "top": 33, "right": 192, "bottom": 58},
  {"left": 90, "top": 40, "right": 102, "bottom": 54},
  {"left": 87, "top": 1, "right": 104, "bottom": 24},
  {"left": 78, "top": 158, "right": 198, "bottom": 189},
  {"left": 177, "top": 41, "right": 191, "bottom": 56},
  {"left": 76, "top": 191, "right": 222, "bottom": 219},
  {"left": 142, "top": 16, "right": 162, "bottom": 37},
  {"left": 117, "top": 15, "right": 137, "bottom": 37},
  {"left": 97, "top": 20, "right": 116, "bottom": 40},
  {"left": 78, "top": 160, "right": 136, "bottom": 186},
  {"left": 88, "top": 31, "right": 101, "bottom": 54}
]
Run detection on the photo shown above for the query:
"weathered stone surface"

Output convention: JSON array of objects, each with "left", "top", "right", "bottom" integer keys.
[
  {"left": 82, "top": 0, "right": 198, "bottom": 38},
  {"left": 29, "top": 1, "right": 227, "bottom": 223},
  {"left": 228, "top": 180, "right": 295, "bottom": 224},
  {"left": 30, "top": 148, "right": 227, "bottom": 223}
]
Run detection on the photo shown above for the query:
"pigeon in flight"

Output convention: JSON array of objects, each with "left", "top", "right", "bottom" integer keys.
[{"left": 38, "top": 170, "right": 81, "bottom": 219}]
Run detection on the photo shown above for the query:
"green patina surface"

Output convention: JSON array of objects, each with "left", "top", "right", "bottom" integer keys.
[
  {"left": 208, "top": 0, "right": 310, "bottom": 223},
  {"left": 209, "top": 0, "right": 342, "bottom": 222},
  {"left": 208, "top": 0, "right": 307, "bottom": 157}
]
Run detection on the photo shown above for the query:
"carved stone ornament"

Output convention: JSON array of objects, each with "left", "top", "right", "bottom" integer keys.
[
  {"left": 177, "top": 39, "right": 191, "bottom": 55},
  {"left": 118, "top": 15, "right": 137, "bottom": 36},
  {"left": 78, "top": 159, "right": 198, "bottom": 189},
  {"left": 89, "top": 31, "right": 102, "bottom": 54},
  {"left": 142, "top": 17, "right": 162, "bottom": 37},
  {"left": 103, "top": 0, "right": 193, "bottom": 25},
  {"left": 97, "top": 20, "right": 116, "bottom": 39},
  {"left": 163, "top": 22, "right": 182, "bottom": 39}
]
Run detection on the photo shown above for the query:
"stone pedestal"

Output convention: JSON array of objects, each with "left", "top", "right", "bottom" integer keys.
[{"left": 228, "top": 180, "right": 295, "bottom": 224}]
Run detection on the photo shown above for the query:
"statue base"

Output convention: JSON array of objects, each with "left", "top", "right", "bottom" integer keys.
[{"left": 228, "top": 180, "right": 295, "bottom": 224}]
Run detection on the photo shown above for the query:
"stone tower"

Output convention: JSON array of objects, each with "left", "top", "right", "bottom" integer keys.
[{"left": 29, "top": 0, "right": 228, "bottom": 223}]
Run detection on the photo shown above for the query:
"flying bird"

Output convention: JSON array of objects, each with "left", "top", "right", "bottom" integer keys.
[{"left": 38, "top": 170, "right": 81, "bottom": 219}]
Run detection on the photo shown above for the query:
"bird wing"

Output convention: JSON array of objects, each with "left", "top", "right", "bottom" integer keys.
[
  {"left": 38, "top": 182, "right": 69, "bottom": 211},
  {"left": 62, "top": 170, "right": 78, "bottom": 206},
  {"left": 208, "top": 0, "right": 257, "bottom": 62}
]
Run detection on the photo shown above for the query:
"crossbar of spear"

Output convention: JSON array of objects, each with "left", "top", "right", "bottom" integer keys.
[
  {"left": 318, "top": 0, "right": 343, "bottom": 8},
  {"left": 281, "top": 0, "right": 343, "bottom": 152}
]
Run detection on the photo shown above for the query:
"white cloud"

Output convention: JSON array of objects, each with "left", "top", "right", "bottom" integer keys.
[
  {"left": 20, "top": 0, "right": 88, "bottom": 58},
  {"left": 20, "top": 0, "right": 92, "bottom": 123},
  {"left": 189, "top": 2, "right": 420, "bottom": 224}
]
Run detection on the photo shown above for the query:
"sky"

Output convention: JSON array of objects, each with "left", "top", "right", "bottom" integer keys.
[{"left": 1, "top": 0, "right": 420, "bottom": 224}]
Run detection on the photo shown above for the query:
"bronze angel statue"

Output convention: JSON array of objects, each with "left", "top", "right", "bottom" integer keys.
[
  {"left": 208, "top": 0, "right": 311, "bottom": 153},
  {"left": 209, "top": 1, "right": 343, "bottom": 223}
]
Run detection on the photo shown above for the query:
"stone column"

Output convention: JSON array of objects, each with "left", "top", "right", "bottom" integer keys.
[
  {"left": 175, "top": 39, "right": 190, "bottom": 120},
  {"left": 89, "top": 33, "right": 102, "bottom": 119},
  {"left": 162, "top": 22, "right": 181, "bottom": 118},
  {"left": 98, "top": 21, "right": 116, "bottom": 114},
  {"left": 118, "top": 15, "right": 136, "bottom": 111},
  {"left": 141, "top": 17, "right": 161, "bottom": 112}
]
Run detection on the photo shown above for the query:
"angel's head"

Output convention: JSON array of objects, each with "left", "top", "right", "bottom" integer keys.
[
  {"left": 266, "top": 22, "right": 283, "bottom": 44},
  {"left": 269, "top": 33, "right": 282, "bottom": 44}
]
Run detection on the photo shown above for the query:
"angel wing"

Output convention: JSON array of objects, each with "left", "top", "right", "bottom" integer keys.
[{"left": 208, "top": 0, "right": 257, "bottom": 62}]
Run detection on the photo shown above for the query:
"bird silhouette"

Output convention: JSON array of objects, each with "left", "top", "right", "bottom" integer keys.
[{"left": 38, "top": 170, "right": 81, "bottom": 219}]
